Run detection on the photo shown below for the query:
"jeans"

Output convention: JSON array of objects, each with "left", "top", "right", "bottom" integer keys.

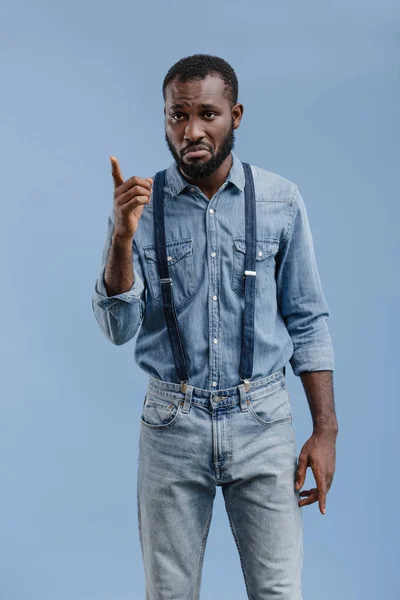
[{"left": 137, "top": 368, "right": 303, "bottom": 599}]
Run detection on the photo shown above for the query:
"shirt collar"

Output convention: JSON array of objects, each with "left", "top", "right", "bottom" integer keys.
[{"left": 165, "top": 150, "right": 245, "bottom": 198}]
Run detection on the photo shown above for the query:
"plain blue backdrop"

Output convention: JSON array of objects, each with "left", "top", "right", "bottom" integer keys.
[{"left": 1, "top": 0, "right": 399, "bottom": 598}]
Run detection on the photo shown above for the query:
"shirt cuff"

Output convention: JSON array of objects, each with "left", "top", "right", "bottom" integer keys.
[
  {"left": 93, "top": 265, "right": 145, "bottom": 310},
  {"left": 289, "top": 340, "right": 335, "bottom": 376}
]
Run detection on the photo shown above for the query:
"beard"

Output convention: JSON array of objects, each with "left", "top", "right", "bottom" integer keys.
[{"left": 164, "top": 119, "right": 235, "bottom": 180}]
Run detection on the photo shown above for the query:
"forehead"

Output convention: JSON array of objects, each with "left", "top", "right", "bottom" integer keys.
[{"left": 165, "top": 74, "right": 229, "bottom": 108}]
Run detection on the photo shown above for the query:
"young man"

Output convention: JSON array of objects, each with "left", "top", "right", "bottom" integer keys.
[{"left": 92, "top": 53, "right": 338, "bottom": 600}]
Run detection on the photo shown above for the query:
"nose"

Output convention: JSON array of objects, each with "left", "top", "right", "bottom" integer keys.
[{"left": 184, "top": 117, "right": 205, "bottom": 142}]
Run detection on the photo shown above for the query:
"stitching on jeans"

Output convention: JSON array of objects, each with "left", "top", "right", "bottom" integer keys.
[
  {"left": 224, "top": 505, "right": 252, "bottom": 599},
  {"left": 193, "top": 508, "right": 213, "bottom": 600},
  {"left": 249, "top": 380, "right": 284, "bottom": 401}
]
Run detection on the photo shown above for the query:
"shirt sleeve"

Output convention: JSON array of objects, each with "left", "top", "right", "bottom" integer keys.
[
  {"left": 92, "top": 210, "right": 146, "bottom": 345},
  {"left": 276, "top": 186, "right": 335, "bottom": 375}
]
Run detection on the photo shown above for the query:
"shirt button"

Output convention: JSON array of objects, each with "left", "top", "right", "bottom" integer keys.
[
  {"left": 212, "top": 381, "right": 217, "bottom": 387},
  {"left": 190, "top": 187, "right": 196, "bottom": 192},
  {"left": 212, "top": 295, "right": 217, "bottom": 301},
  {"left": 211, "top": 252, "right": 216, "bottom": 257},
  {"left": 209, "top": 208, "right": 214, "bottom": 214},
  {"left": 213, "top": 338, "right": 218, "bottom": 344},
  {"left": 167, "top": 256, "right": 173, "bottom": 261},
  {"left": 258, "top": 251, "right": 263, "bottom": 257}
]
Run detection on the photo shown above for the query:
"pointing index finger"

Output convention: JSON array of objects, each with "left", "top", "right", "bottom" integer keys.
[{"left": 110, "top": 156, "right": 124, "bottom": 188}]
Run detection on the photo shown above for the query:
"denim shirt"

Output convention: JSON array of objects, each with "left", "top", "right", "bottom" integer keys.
[{"left": 92, "top": 150, "right": 335, "bottom": 390}]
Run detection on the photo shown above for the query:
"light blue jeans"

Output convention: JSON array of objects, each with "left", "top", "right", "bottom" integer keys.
[{"left": 137, "top": 368, "right": 303, "bottom": 599}]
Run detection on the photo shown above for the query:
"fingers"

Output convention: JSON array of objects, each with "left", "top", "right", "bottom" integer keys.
[
  {"left": 298, "top": 488, "right": 318, "bottom": 507},
  {"left": 296, "top": 466, "right": 328, "bottom": 515},
  {"left": 110, "top": 157, "right": 153, "bottom": 193},
  {"left": 317, "top": 478, "right": 327, "bottom": 515},
  {"left": 122, "top": 196, "right": 151, "bottom": 212},
  {"left": 120, "top": 177, "right": 152, "bottom": 196},
  {"left": 295, "top": 452, "right": 308, "bottom": 491},
  {"left": 310, "top": 461, "right": 328, "bottom": 514},
  {"left": 110, "top": 156, "right": 124, "bottom": 188},
  {"left": 118, "top": 184, "right": 152, "bottom": 207}
]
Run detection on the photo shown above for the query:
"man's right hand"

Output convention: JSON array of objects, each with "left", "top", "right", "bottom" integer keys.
[{"left": 110, "top": 156, "right": 153, "bottom": 240}]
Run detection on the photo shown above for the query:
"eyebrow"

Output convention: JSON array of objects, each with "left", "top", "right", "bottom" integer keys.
[{"left": 169, "top": 103, "right": 220, "bottom": 111}]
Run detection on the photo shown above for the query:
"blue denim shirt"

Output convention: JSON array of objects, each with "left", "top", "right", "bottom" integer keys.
[{"left": 92, "top": 150, "right": 334, "bottom": 389}]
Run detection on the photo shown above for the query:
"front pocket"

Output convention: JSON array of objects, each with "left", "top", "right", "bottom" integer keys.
[
  {"left": 143, "top": 238, "right": 198, "bottom": 306},
  {"left": 140, "top": 394, "right": 182, "bottom": 429},
  {"left": 231, "top": 237, "right": 279, "bottom": 297},
  {"left": 248, "top": 384, "right": 292, "bottom": 426}
]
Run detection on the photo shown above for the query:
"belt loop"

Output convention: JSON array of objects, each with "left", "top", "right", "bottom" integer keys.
[
  {"left": 238, "top": 383, "right": 249, "bottom": 412},
  {"left": 180, "top": 384, "right": 194, "bottom": 414}
]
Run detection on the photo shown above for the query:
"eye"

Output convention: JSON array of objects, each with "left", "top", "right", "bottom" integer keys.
[{"left": 171, "top": 111, "right": 217, "bottom": 121}]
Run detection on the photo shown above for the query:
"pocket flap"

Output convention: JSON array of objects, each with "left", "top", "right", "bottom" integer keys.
[
  {"left": 144, "top": 239, "right": 192, "bottom": 265},
  {"left": 233, "top": 238, "right": 279, "bottom": 260}
]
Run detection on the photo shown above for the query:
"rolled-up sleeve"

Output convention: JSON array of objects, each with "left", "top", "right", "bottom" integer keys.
[
  {"left": 92, "top": 211, "right": 146, "bottom": 345},
  {"left": 276, "top": 187, "right": 335, "bottom": 375}
]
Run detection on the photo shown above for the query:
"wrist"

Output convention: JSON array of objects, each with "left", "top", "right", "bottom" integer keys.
[
  {"left": 313, "top": 423, "right": 339, "bottom": 440},
  {"left": 112, "top": 231, "right": 134, "bottom": 246}
]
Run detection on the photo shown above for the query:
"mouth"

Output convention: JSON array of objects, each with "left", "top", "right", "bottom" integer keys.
[{"left": 183, "top": 147, "right": 210, "bottom": 159}]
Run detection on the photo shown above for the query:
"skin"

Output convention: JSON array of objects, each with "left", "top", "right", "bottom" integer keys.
[
  {"left": 297, "top": 370, "right": 338, "bottom": 514},
  {"left": 163, "top": 74, "right": 244, "bottom": 200}
]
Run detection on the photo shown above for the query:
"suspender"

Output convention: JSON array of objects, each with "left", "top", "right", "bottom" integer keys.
[
  {"left": 239, "top": 163, "right": 257, "bottom": 388},
  {"left": 153, "top": 169, "right": 190, "bottom": 386},
  {"left": 152, "top": 162, "right": 285, "bottom": 393}
]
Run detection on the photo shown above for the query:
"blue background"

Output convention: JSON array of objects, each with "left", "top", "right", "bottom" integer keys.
[{"left": 1, "top": 0, "right": 399, "bottom": 598}]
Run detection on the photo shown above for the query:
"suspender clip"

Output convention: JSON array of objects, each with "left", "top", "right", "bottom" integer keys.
[{"left": 241, "top": 378, "right": 251, "bottom": 392}]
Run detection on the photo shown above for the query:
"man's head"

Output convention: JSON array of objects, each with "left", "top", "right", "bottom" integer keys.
[{"left": 163, "top": 54, "right": 244, "bottom": 180}]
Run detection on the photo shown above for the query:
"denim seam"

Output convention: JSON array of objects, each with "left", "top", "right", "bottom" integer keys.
[
  {"left": 248, "top": 407, "right": 292, "bottom": 427},
  {"left": 249, "top": 380, "right": 284, "bottom": 401},
  {"left": 193, "top": 508, "right": 213, "bottom": 600},
  {"left": 224, "top": 505, "right": 252, "bottom": 599},
  {"left": 282, "top": 183, "right": 298, "bottom": 247},
  {"left": 140, "top": 403, "right": 183, "bottom": 429}
]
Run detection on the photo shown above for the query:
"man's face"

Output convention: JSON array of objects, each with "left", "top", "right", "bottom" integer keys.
[{"left": 164, "top": 75, "right": 242, "bottom": 180}]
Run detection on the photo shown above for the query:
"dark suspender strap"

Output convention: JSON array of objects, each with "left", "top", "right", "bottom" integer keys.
[
  {"left": 153, "top": 169, "right": 189, "bottom": 385},
  {"left": 239, "top": 163, "right": 257, "bottom": 385}
]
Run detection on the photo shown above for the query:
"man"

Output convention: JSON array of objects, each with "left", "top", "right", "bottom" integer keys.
[{"left": 92, "top": 53, "right": 338, "bottom": 600}]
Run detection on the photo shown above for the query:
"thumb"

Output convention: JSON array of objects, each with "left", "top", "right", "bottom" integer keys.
[
  {"left": 110, "top": 156, "right": 124, "bottom": 188},
  {"left": 295, "top": 452, "right": 308, "bottom": 490}
]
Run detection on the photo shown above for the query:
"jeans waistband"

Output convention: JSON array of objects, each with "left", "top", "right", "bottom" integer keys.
[{"left": 147, "top": 368, "right": 286, "bottom": 408}]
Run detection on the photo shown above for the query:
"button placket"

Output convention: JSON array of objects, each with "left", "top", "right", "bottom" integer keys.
[{"left": 207, "top": 197, "right": 220, "bottom": 390}]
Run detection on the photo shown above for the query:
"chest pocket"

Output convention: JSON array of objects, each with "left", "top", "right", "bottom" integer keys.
[
  {"left": 231, "top": 237, "right": 279, "bottom": 297},
  {"left": 143, "top": 238, "right": 198, "bottom": 306}
]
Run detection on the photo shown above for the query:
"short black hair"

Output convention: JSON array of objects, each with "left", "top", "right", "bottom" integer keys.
[{"left": 162, "top": 54, "right": 239, "bottom": 108}]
